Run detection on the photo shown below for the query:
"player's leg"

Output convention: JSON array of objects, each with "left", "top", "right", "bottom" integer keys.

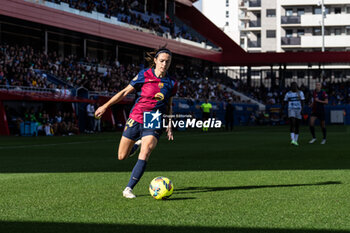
[
  {"left": 225, "top": 117, "right": 229, "bottom": 131},
  {"left": 230, "top": 119, "right": 234, "bottom": 131},
  {"left": 294, "top": 118, "right": 300, "bottom": 144},
  {"left": 202, "top": 113, "right": 209, "bottom": 131},
  {"left": 290, "top": 117, "right": 297, "bottom": 145},
  {"left": 320, "top": 119, "right": 326, "bottom": 144},
  {"left": 293, "top": 109, "right": 302, "bottom": 145},
  {"left": 118, "top": 136, "right": 137, "bottom": 160},
  {"left": 309, "top": 115, "right": 317, "bottom": 143},
  {"left": 288, "top": 109, "right": 296, "bottom": 144},
  {"left": 123, "top": 135, "right": 158, "bottom": 198},
  {"left": 119, "top": 119, "right": 142, "bottom": 160},
  {"left": 138, "top": 135, "right": 158, "bottom": 161},
  {"left": 289, "top": 117, "right": 295, "bottom": 141}
]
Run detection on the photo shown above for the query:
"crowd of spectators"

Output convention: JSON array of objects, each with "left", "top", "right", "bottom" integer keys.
[
  {"left": 3, "top": 43, "right": 350, "bottom": 106},
  {"left": 229, "top": 79, "right": 350, "bottom": 106},
  {"left": 5, "top": 105, "right": 79, "bottom": 136},
  {"left": 0, "top": 44, "right": 54, "bottom": 88},
  {"left": 0, "top": 43, "right": 242, "bottom": 103},
  {"left": 175, "top": 68, "right": 244, "bottom": 103},
  {"left": 46, "top": 0, "right": 203, "bottom": 43}
]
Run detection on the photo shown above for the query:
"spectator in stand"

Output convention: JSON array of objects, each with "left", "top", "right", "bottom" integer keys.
[
  {"left": 86, "top": 100, "right": 95, "bottom": 133},
  {"left": 65, "top": 112, "right": 79, "bottom": 135},
  {"left": 52, "top": 111, "right": 63, "bottom": 135},
  {"left": 225, "top": 98, "right": 234, "bottom": 131},
  {"left": 41, "top": 112, "right": 54, "bottom": 136}
]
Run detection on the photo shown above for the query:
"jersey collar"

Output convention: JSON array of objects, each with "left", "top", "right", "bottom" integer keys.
[{"left": 152, "top": 68, "right": 167, "bottom": 79}]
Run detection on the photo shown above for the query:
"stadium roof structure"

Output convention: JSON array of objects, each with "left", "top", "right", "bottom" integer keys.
[{"left": 1, "top": 0, "right": 350, "bottom": 66}]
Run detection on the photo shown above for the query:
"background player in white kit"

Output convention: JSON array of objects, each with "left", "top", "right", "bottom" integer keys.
[{"left": 283, "top": 82, "right": 305, "bottom": 146}]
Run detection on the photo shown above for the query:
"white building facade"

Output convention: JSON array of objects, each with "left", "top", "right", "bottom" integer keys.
[
  {"left": 238, "top": 0, "right": 350, "bottom": 52},
  {"left": 194, "top": 0, "right": 240, "bottom": 44}
]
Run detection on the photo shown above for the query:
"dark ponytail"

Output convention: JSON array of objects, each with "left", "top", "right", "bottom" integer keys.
[{"left": 145, "top": 50, "right": 157, "bottom": 68}]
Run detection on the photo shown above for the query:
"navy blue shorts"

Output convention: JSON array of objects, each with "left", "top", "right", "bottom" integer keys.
[{"left": 122, "top": 118, "right": 162, "bottom": 141}]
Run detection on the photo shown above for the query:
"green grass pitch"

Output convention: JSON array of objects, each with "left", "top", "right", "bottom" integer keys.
[{"left": 0, "top": 126, "right": 350, "bottom": 233}]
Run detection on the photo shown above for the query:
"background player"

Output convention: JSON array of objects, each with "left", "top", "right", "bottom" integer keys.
[
  {"left": 309, "top": 82, "right": 328, "bottom": 144},
  {"left": 94, "top": 47, "right": 177, "bottom": 198},
  {"left": 200, "top": 98, "right": 212, "bottom": 131},
  {"left": 283, "top": 82, "right": 305, "bottom": 146}
]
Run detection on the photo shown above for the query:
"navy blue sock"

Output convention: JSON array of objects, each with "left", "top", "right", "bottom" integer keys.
[
  {"left": 129, "top": 143, "right": 139, "bottom": 156},
  {"left": 322, "top": 127, "right": 326, "bottom": 139},
  {"left": 127, "top": 159, "right": 147, "bottom": 189},
  {"left": 310, "top": 126, "right": 316, "bottom": 138}
]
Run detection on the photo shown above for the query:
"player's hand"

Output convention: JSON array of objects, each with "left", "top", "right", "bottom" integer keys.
[
  {"left": 95, "top": 105, "right": 107, "bottom": 119},
  {"left": 166, "top": 127, "right": 173, "bottom": 141},
  {"left": 315, "top": 97, "right": 320, "bottom": 102}
]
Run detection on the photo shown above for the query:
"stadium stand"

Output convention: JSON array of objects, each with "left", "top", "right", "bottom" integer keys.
[
  {"left": 1, "top": 43, "right": 246, "bottom": 103},
  {"left": 44, "top": 0, "right": 205, "bottom": 44}
]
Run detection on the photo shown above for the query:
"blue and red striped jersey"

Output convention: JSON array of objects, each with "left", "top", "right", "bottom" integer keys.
[{"left": 129, "top": 68, "right": 177, "bottom": 123}]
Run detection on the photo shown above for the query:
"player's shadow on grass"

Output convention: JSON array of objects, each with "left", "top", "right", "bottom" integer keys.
[
  {"left": 137, "top": 194, "right": 196, "bottom": 200},
  {"left": 175, "top": 181, "right": 341, "bottom": 194},
  {"left": 1, "top": 221, "right": 350, "bottom": 233}
]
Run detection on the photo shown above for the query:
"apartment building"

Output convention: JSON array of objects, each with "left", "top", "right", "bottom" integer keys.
[{"left": 239, "top": 0, "right": 350, "bottom": 52}]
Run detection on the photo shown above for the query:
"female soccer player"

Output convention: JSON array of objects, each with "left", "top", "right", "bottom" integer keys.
[
  {"left": 309, "top": 82, "right": 328, "bottom": 144},
  {"left": 283, "top": 82, "right": 305, "bottom": 146},
  {"left": 94, "top": 47, "right": 177, "bottom": 198}
]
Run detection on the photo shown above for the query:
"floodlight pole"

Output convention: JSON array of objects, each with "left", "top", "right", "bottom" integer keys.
[{"left": 321, "top": 0, "right": 325, "bottom": 79}]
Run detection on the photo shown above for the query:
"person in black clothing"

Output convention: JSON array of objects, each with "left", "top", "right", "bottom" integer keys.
[{"left": 225, "top": 98, "right": 234, "bottom": 131}]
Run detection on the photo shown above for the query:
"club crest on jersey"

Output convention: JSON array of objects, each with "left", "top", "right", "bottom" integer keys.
[
  {"left": 154, "top": 92, "right": 164, "bottom": 101},
  {"left": 158, "top": 82, "right": 164, "bottom": 89}
]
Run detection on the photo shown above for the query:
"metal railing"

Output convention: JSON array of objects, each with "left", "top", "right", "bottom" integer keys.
[
  {"left": 0, "top": 85, "right": 74, "bottom": 97},
  {"left": 249, "top": 0, "right": 261, "bottom": 7},
  {"left": 249, "top": 20, "right": 261, "bottom": 27},
  {"left": 248, "top": 40, "right": 261, "bottom": 48},
  {"left": 281, "top": 16, "right": 301, "bottom": 24},
  {"left": 89, "top": 91, "right": 135, "bottom": 99},
  {"left": 281, "top": 37, "right": 301, "bottom": 45}
]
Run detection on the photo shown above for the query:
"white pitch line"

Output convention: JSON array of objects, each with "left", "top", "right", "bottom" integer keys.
[
  {"left": 0, "top": 139, "right": 116, "bottom": 150},
  {"left": 0, "top": 132, "right": 235, "bottom": 150}
]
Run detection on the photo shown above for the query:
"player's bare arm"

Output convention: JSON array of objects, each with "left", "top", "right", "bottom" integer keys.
[
  {"left": 95, "top": 83, "right": 136, "bottom": 118},
  {"left": 166, "top": 97, "right": 174, "bottom": 141}
]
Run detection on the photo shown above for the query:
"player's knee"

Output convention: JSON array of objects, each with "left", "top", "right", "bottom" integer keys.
[
  {"left": 138, "top": 145, "right": 154, "bottom": 160},
  {"left": 118, "top": 152, "right": 128, "bottom": 160}
]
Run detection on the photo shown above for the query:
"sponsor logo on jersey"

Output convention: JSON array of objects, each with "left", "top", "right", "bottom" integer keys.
[{"left": 154, "top": 92, "right": 164, "bottom": 101}]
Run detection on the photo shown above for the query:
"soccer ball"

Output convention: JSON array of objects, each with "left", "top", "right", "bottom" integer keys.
[{"left": 149, "top": 176, "right": 174, "bottom": 200}]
